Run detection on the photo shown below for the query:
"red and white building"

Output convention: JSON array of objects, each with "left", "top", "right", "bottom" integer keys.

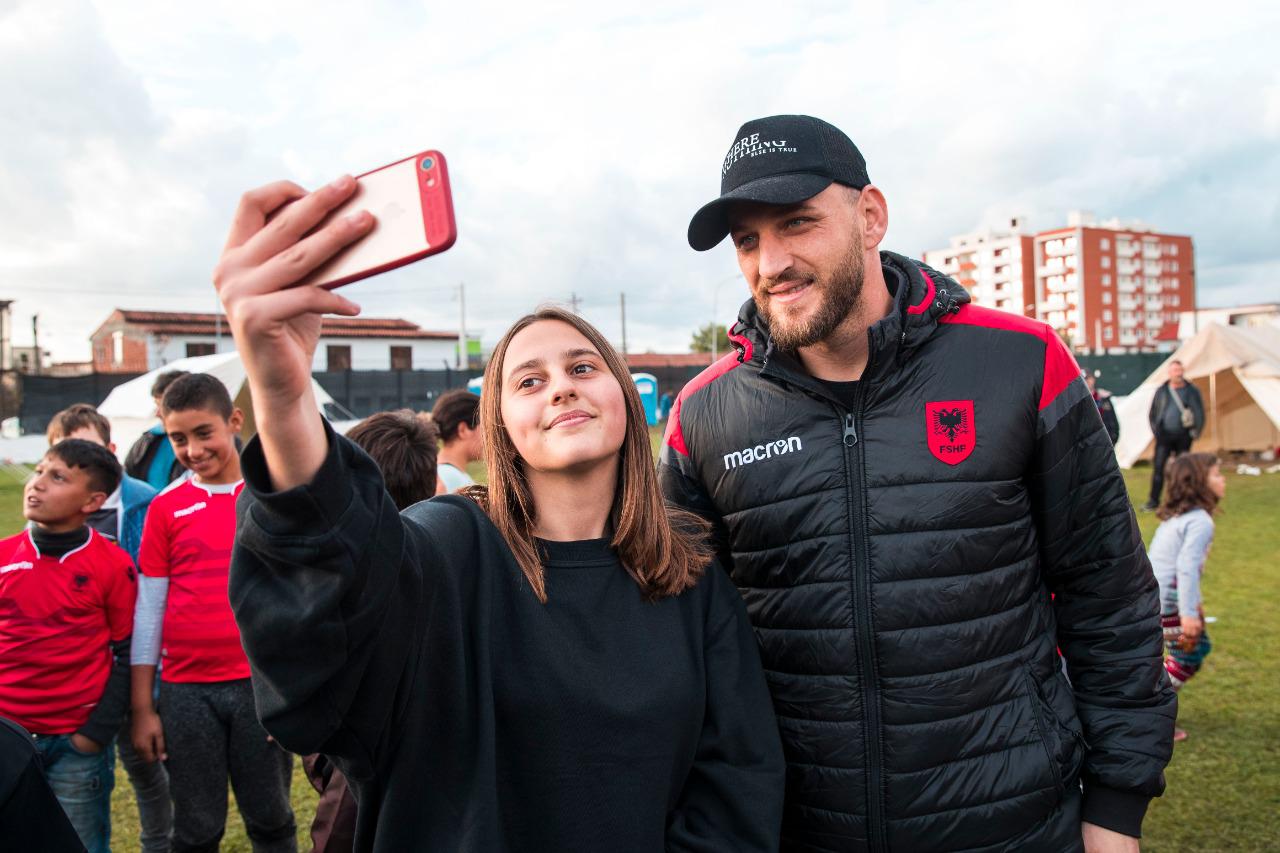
[
  {"left": 1034, "top": 213, "right": 1193, "bottom": 353},
  {"left": 924, "top": 213, "right": 1195, "bottom": 352},
  {"left": 90, "top": 310, "right": 460, "bottom": 374},
  {"left": 923, "top": 218, "right": 1036, "bottom": 318}
]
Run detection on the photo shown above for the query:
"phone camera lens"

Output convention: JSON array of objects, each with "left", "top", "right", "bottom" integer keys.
[{"left": 420, "top": 157, "right": 435, "bottom": 171}]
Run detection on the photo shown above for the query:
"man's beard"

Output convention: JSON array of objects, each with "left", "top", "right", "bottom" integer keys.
[{"left": 756, "top": 236, "right": 866, "bottom": 351}]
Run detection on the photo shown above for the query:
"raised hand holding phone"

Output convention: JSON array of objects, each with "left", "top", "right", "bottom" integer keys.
[{"left": 213, "top": 175, "right": 373, "bottom": 491}]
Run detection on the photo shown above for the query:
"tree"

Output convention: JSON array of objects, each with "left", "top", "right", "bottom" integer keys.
[{"left": 690, "top": 323, "right": 729, "bottom": 354}]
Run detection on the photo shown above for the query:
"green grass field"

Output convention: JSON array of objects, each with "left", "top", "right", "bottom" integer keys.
[{"left": 2, "top": 452, "right": 1277, "bottom": 851}]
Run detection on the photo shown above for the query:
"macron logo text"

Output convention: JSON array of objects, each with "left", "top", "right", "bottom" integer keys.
[
  {"left": 724, "top": 436, "right": 803, "bottom": 470},
  {"left": 1, "top": 561, "right": 34, "bottom": 574},
  {"left": 173, "top": 501, "right": 207, "bottom": 519}
]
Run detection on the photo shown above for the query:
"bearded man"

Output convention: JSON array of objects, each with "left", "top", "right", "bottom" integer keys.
[{"left": 658, "top": 115, "right": 1176, "bottom": 852}]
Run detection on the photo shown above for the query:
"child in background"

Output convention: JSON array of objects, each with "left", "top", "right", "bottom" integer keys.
[
  {"left": 301, "top": 409, "right": 441, "bottom": 853},
  {"left": 129, "top": 373, "right": 296, "bottom": 852},
  {"left": 0, "top": 440, "right": 137, "bottom": 852},
  {"left": 124, "top": 369, "right": 190, "bottom": 490},
  {"left": 1149, "top": 451, "right": 1226, "bottom": 742},
  {"left": 430, "top": 390, "right": 482, "bottom": 492},
  {"left": 47, "top": 403, "right": 172, "bottom": 852}
]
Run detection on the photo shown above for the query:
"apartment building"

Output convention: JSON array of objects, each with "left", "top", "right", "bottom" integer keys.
[
  {"left": 1034, "top": 212, "right": 1194, "bottom": 353},
  {"left": 925, "top": 213, "right": 1195, "bottom": 352},
  {"left": 922, "top": 218, "right": 1036, "bottom": 317}
]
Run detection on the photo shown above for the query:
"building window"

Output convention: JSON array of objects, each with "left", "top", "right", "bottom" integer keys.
[
  {"left": 1171, "top": 260, "right": 1179, "bottom": 272},
  {"left": 1100, "top": 237, "right": 1110, "bottom": 250},
  {"left": 112, "top": 331, "right": 124, "bottom": 365},
  {"left": 1104, "top": 327, "right": 1113, "bottom": 340},
  {"left": 1101, "top": 256, "right": 1110, "bottom": 269},
  {"left": 327, "top": 345, "right": 352, "bottom": 371},
  {"left": 186, "top": 342, "right": 216, "bottom": 358},
  {"left": 390, "top": 346, "right": 412, "bottom": 371},
  {"left": 1102, "top": 291, "right": 1112, "bottom": 304},
  {"left": 1102, "top": 274, "right": 1111, "bottom": 286},
  {"left": 1172, "top": 295, "right": 1180, "bottom": 306},
  {"left": 1169, "top": 244, "right": 1179, "bottom": 256},
  {"left": 1103, "top": 309, "right": 1113, "bottom": 322}
]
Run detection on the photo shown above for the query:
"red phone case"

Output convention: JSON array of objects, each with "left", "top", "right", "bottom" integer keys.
[{"left": 301, "top": 149, "right": 458, "bottom": 290}]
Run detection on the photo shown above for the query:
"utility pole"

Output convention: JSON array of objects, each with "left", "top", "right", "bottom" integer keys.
[
  {"left": 31, "top": 314, "right": 40, "bottom": 375},
  {"left": 457, "top": 282, "right": 467, "bottom": 371},
  {"left": 568, "top": 292, "right": 582, "bottom": 314},
  {"left": 619, "top": 292, "right": 628, "bottom": 356}
]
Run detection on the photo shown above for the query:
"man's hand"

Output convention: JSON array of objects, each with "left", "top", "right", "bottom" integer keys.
[
  {"left": 1083, "top": 821, "right": 1140, "bottom": 852},
  {"left": 68, "top": 733, "right": 103, "bottom": 754},
  {"left": 132, "top": 708, "right": 167, "bottom": 763},
  {"left": 213, "top": 176, "right": 374, "bottom": 491},
  {"left": 1180, "top": 615, "right": 1203, "bottom": 648}
]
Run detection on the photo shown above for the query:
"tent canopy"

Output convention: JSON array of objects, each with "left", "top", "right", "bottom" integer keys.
[
  {"left": 97, "top": 352, "right": 348, "bottom": 463},
  {"left": 1113, "top": 323, "right": 1280, "bottom": 468}
]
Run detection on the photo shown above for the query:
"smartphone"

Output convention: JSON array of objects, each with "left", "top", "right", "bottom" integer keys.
[{"left": 298, "top": 149, "right": 457, "bottom": 290}]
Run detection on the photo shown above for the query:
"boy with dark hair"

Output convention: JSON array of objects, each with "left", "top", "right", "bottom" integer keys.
[
  {"left": 300, "top": 409, "right": 442, "bottom": 853},
  {"left": 1, "top": 439, "right": 138, "bottom": 853},
  {"left": 130, "top": 374, "right": 296, "bottom": 852},
  {"left": 124, "top": 369, "right": 190, "bottom": 490},
  {"left": 430, "top": 390, "right": 482, "bottom": 492},
  {"left": 345, "top": 409, "right": 440, "bottom": 509},
  {"left": 47, "top": 403, "right": 172, "bottom": 853}
]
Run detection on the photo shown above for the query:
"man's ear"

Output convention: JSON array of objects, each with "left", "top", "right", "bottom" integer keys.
[
  {"left": 228, "top": 408, "right": 245, "bottom": 433},
  {"left": 81, "top": 490, "right": 109, "bottom": 516},
  {"left": 859, "top": 185, "right": 889, "bottom": 252}
]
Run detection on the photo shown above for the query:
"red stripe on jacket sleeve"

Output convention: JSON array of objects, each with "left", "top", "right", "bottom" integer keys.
[
  {"left": 939, "top": 304, "right": 1081, "bottom": 411},
  {"left": 1039, "top": 328, "right": 1083, "bottom": 411}
]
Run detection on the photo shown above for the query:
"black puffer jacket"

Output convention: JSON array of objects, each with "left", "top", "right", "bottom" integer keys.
[{"left": 659, "top": 252, "right": 1176, "bottom": 852}]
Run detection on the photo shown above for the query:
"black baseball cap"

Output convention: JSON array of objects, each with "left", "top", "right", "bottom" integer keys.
[{"left": 687, "top": 115, "right": 870, "bottom": 251}]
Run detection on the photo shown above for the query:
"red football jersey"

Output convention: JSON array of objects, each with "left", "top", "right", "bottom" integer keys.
[
  {"left": 0, "top": 529, "right": 137, "bottom": 734},
  {"left": 138, "top": 479, "right": 249, "bottom": 683}
]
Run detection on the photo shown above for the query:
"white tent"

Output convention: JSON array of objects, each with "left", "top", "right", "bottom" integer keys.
[
  {"left": 1114, "top": 323, "right": 1280, "bottom": 468},
  {"left": 97, "top": 352, "right": 353, "bottom": 463}
]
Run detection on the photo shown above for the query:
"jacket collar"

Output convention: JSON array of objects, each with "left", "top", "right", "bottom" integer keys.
[{"left": 729, "top": 251, "right": 969, "bottom": 397}]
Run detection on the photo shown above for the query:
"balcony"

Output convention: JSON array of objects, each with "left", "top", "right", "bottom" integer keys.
[
  {"left": 1143, "top": 261, "right": 1163, "bottom": 275},
  {"left": 1119, "top": 298, "right": 1142, "bottom": 312},
  {"left": 1043, "top": 238, "right": 1077, "bottom": 257},
  {"left": 1117, "top": 262, "right": 1142, "bottom": 277},
  {"left": 1117, "top": 242, "right": 1140, "bottom": 258}
]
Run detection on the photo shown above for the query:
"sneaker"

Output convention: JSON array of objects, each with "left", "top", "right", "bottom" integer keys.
[
  {"left": 1173, "top": 728, "right": 1189, "bottom": 743},
  {"left": 1139, "top": 501, "right": 1158, "bottom": 512}
]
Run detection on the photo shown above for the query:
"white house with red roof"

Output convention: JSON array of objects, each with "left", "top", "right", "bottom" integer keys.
[{"left": 89, "top": 309, "right": 460, "bottom": 374}]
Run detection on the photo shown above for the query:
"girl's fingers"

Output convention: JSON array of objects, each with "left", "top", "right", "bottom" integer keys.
[
  {"left": 241, "top": 283, "right": 362, "bottom": 332},
  {"left": 230, "top": 209, "right": 374, "bottom": 298},
  {"left": 237, "top": 175, "right": 361, "bottom": 267},
  {"left": 223, "top": 181, "right": 309, "bottom": 252}
]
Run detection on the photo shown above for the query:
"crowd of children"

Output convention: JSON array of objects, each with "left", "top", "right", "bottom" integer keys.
[{"left": 1, "top": 381, "right": 465, "bottom": 852}]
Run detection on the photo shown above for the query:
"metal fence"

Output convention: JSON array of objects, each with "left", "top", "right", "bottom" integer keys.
[
  {"left": 12, "top": 372, "right": 143, "bottom": 435},
  {"left": 311, "top": 369, "right": 476, "bottom": 418}
]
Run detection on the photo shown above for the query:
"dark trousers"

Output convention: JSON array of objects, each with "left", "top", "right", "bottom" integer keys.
[
  {"left": 160, "top": 678, "right": 296, "bottom": 853},
  {"left": 1149, "top": 431, "right": 1194, "bottom": 505}
]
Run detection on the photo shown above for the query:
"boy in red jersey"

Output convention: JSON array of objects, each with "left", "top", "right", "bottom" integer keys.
[
  {"left": 130, "top": 373, "right": 296, "bottom": 852},
  {"left": 1, "top": 439, "right": 137, "bottom": 853}
]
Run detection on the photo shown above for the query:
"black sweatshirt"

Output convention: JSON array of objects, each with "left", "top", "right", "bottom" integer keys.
[
  {"left": 230, "top": 425, "right": 784, "bottom": 853},
  {"left": 29, "top": 526, "right": 131, "bottom": 748}
]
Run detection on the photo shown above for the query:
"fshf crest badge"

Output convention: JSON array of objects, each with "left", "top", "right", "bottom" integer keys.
[{"left": 925, "top": 400, "right": 975, "bottom": 465}]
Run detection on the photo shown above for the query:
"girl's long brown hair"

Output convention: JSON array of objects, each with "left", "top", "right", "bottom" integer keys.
[
  {"left": 1156, "top": 452, "right": 1222, "bottom": 520},
  {"left": 462, "top": 306, "right": 711, "bottom": 603}
]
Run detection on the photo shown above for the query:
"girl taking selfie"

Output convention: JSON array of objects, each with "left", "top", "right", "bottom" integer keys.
[{"left": 215, "top": 176, "right": 784, "bottom": 852}]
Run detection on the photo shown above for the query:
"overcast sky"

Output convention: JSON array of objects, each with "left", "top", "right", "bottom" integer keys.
[{"left": 3, "top": 0, "right": 1277, "bottom": 362}]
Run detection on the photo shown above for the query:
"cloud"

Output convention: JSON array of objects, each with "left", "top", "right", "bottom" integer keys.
[{"left": 2, "top": 0, "right": 1277, "bottom": 362}]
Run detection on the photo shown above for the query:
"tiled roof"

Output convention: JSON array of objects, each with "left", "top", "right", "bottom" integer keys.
[
  {"left": 98, "top": 310, "right": 457, "bottom": 340},
  {"left": 624, "top": 352, "right": 715, "bottom": 368}
]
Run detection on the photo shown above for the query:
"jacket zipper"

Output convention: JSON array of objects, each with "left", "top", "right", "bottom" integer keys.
[{"left": 840, "top": 383, "right": 887, "bottom": 852}]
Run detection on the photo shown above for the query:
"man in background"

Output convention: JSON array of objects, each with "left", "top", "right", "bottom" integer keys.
[{"left": 1142, "top": 359, "right": 1204, "bottom": 511}]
